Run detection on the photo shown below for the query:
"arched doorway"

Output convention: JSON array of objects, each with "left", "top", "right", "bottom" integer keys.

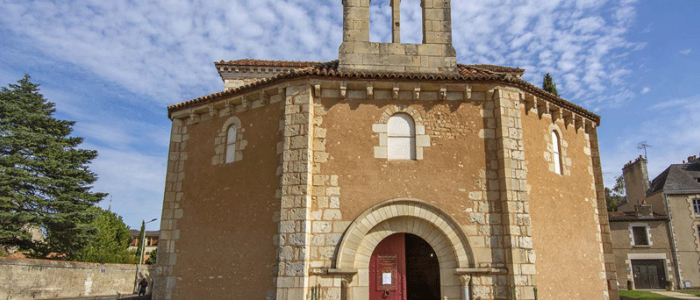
[{"left": 370, "top": 233, "right": 441, "bottom": 300}]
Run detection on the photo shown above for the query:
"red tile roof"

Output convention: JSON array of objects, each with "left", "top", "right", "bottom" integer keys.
[
  {"left": 170, "top": 60, "right": 599, "bottom": 124},
  {"left": 216, "top": 59, "right": 320, "bottom": 68}
]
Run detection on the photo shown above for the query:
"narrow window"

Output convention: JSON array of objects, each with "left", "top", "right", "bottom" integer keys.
[
  {"left": 697, "top": 226, "right": 700, "bottom": 243},
  {"left": 632, "top": 226, "right": 649, "bottom": 246},
  {"left": 387, "top": 114, "right": 416, "bottom": 160},
  {"left": 552, "top": 131, "right": 562, "bottom": 174},
  {"left": 694, "top": 199, "right": 700, "bottom": 215},
  {"left": 225, "top": 126, "right": 237, "bottom": 163}
]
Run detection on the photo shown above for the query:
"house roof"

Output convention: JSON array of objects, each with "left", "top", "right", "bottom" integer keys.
[
  {"left": 648, "top": 160, "right": 700, "bottom": 195},
  {"left": 169, "top": 60, "right": 600, "bottom": 124},
  {"left": 129, "top": 229, "right": 160, "bottom": 237},
  {"left": 608, "top": 211, "right": 669, "bottom": 222}
]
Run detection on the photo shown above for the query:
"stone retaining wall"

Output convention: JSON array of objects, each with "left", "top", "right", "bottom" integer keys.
[{"left": 0, "top": 258, "right": 155, "bottom": 300}]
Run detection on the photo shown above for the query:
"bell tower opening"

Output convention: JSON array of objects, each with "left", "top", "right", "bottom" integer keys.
[
  {"left": 369, "top": 0, "right": 392, "bottom": 43},
  {"left": 400, "top": 0, "right": 423, "bottom": 44},
  {"left": 339, "top": 0, "right": 456, "bottom": 74}
]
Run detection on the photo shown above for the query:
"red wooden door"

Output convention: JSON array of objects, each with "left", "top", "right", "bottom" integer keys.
[{"left": 370, "top": 233, "right": 406, "bottom": 300}]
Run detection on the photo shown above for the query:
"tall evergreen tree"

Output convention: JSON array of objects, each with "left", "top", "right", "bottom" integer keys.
[
  {"left": 542, "top": 73, "right": 559, "bottom": 97},
  {"left": 0, "top": 75, "right": 106, "bottom": 258},
  {"left": 135, "top": 220, "right": 145, "bottom": 259}
]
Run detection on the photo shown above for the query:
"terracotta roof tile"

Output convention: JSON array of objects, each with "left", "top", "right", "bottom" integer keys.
[
  {"left": 608, "top": 211, "right": 668, "bottom": 222},
  {"left": 216, "top": 59, "right": 320, "bottom": 68},
  {"left": 170, "top": 60, "right": 600, "bottom": 124}
]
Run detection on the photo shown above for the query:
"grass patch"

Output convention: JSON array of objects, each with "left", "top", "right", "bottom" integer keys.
[
  {"left": 678, "top": 290, "right": 700, "bottom": 296},
  {"left": 619, "top": 290, "right": 684, "bottom": 300}
]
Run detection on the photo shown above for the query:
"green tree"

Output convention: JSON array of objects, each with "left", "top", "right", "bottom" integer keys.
[
  {"left": 605, "top": 176, "right": 625, "bottom": 212},
  {"left": 75, "top": 207, "right": 135, "bottom": 263},
  {"left": 0, "top": 75, "right": 106, "bottom": 258},
  {"left": 145, "top": 247, "right": 157, "bottom": 265},
  {"left": 135, "top": 220, "right": 145, "bottom": 259},
  {"left": 542, "top": 73, "right": 559, "bottom": 97}
]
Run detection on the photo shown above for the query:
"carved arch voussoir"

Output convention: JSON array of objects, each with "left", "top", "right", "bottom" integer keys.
[{"left": 335, "top": 198, "right": 475, "bottom": 270}]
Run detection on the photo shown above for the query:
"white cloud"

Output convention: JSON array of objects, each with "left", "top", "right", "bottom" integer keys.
[
  {"left": 641, "top": 87, "right": 651, "bottom": 94},
  {"left": 0, "top": 0, "right": 641, "bottom": 110},
  {"left": 601, "top": 94, "right": 700, "bottom": 188},
  {"left": 0, "top": 0, "right": 646, "bottom": 225},
  {"left": 680, "top": 49, "right": 692, "bottom": 55}
]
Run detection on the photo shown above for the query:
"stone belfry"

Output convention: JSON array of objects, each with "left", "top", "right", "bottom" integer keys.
[{"left": 338, "top": 0, "right": 457, "bottom": 73}]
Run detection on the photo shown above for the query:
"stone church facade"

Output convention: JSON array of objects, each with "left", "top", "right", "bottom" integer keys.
[{"left": 153, "top": 1, "right": 619, "bottom": 299}]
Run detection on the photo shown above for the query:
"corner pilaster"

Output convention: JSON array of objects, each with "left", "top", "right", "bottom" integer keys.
[
  {"left": 493, "top": 89, "right": 537, "bottom": 299},
  {"left": 276, "top": 84, "right": 315, "bottom": 300}
]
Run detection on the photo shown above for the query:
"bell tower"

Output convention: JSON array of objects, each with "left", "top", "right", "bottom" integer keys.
[{"left": 338, "top": 0, "right": 457, "bottom": 74}]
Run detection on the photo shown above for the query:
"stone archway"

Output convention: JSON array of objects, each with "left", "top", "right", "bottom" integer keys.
[{"left": 334, "top": 199, "right": 476, "bottom": 300}]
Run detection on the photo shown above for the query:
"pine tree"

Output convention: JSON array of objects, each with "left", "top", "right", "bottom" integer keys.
[
  {"left": 542, "top": 73, "right": 559, "bottom": 97},
  {"left": 0, "top": 75, "right": 106, "bottom": 258},
  {"left": 135, "top": 220, "right": 145, "bottom": 259}
]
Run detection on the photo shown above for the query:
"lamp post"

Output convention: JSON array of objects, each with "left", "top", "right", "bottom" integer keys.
[{"left": 134, "top": 218, "right": 158, "bottom": 293}]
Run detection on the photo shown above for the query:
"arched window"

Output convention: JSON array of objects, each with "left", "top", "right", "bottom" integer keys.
[
  {"left": 387, "top": 114, "right": 416, "bottom": 160},
  {"left": 552, "top": 131, "right": 562, "bottom": 175},
  {"left": 225, "top": 125, "right": 237, "bottom": 163}
]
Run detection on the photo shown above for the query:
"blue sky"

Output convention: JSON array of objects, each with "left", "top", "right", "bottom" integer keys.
[{"left": 0, "top": 0, "right": 698, "bottom": 229}]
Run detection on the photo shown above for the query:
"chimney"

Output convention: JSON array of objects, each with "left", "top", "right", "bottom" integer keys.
[
  {"left": 636, "top": 199, "right": 653, "bottom": 218},
  {"left": 622, "top": 155, "right": 650, "bottom": 206}
]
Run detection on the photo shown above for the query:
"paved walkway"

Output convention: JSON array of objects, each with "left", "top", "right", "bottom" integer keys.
[{"left": 651, "top": 290, "right": 700, "bottom": 299}]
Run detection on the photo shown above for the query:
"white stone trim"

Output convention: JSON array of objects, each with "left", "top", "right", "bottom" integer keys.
[
  {"left": 212, "top": 116, "right": 247, "bottom": 165},
  {"left": 628, "top": 223, "right": 653, "bottom": 246},
  {"left": 625, "top": 253, "right": 674, "bottom": 287},
  {"left": 373, "top": 106, "right": 429, "bottom": 160},
  {"left": 335, "top": 199, "right": 474, "bottom": 300},
  {"left": 544, "top": 124, "right": 570, "bottom": 176}
]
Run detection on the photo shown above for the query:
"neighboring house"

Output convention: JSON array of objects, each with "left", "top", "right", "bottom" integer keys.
[
  {"left": 128, "top": 229, "right": 159, "bottom": 254},
  {"left": 618, "top": 154, "right": 700, "bottom": 288},
  {"left": 152, "top": 1, "right": 619, "bottom": 300},
  {"left": 610, "top": 204, "right": 676, "bottom": 290}
]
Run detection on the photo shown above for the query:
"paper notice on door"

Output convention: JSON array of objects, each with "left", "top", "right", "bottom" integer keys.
[{"left": 382, "top": 273, "right": 392, "bottom": 285}]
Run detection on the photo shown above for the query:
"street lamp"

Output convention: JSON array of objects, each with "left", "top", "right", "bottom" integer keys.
[{"left": 134, "top": 218, "right": 158, "bottom": 293}]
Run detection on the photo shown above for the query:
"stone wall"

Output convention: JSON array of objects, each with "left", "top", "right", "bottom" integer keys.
[{"left": 0, "top": 258, "right": 154, "bottom": 300}]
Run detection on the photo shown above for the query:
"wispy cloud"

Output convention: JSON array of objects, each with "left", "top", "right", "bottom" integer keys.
[
  {"left": 0, "top": 0, "right": 645, "bottom": 226},
  {"left": 602, "top": 94, "right": 700, "bottom": 187},
  {"left": 680, "top": 48, "right": 692, "bottom": 55},
  {"left": 641, "top": 87, "right": 651, "bottom": 94}
]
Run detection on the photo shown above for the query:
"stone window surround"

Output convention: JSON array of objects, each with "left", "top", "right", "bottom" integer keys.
[
  {"left": 213, "top": 116, "right": 247, "bottom": 165},
  {"left": 692, "top": 198, "right": 700, "bottom": 216},
  {"left": 628, "top": 223, "right": 653, "bottom": 247},
  {"left": 545, "top": 124, "right": 571, "bottom": 176},
  {"left": 624, "top": 253, "right": 673, "bottom": 287},
  {"left": 373, "top": 106, "right": 430, "bottom": 160}
]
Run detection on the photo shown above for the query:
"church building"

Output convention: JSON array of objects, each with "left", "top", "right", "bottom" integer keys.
[{"left": 153, "top": 1, "right": 619, "bottom": 299}]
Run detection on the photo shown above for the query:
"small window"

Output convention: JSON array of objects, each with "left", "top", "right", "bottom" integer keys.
[
  {"left": 552, "top": 131, "right": 562, "bottom": 175},
  {"left": 694, "top": 199, "right": 700, "bottom": 215},
  {"left": 632, "top": 226, "right": 649, "bottom": 246},
  {"left": 697, "top": 226, "right": 700, "bottom": 243},
  {"left": 225, "top": 126, "right": 237, "bottom": 163},
  {"left": 387, "top": 114, "right": 416, "bottom": 160}
]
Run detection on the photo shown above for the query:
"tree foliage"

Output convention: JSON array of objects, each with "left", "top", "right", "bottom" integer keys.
[
  {"left": 145, "top": 247, "right": 157, "bottom": 265},
  {"left": 135, "top": 220, "right": 145, "bottom": 259},
  {"left": 605, "top": 176, "right": 625, "bottom": 212},
  {"left": 542, "top": 73, "right": 559, "bottom": 97},
  {"left": 0, "top": 75, "right": 106, "bottom": 258},
  {"left": 74, "top": 207, "right": 135, "bottom": 263}
]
